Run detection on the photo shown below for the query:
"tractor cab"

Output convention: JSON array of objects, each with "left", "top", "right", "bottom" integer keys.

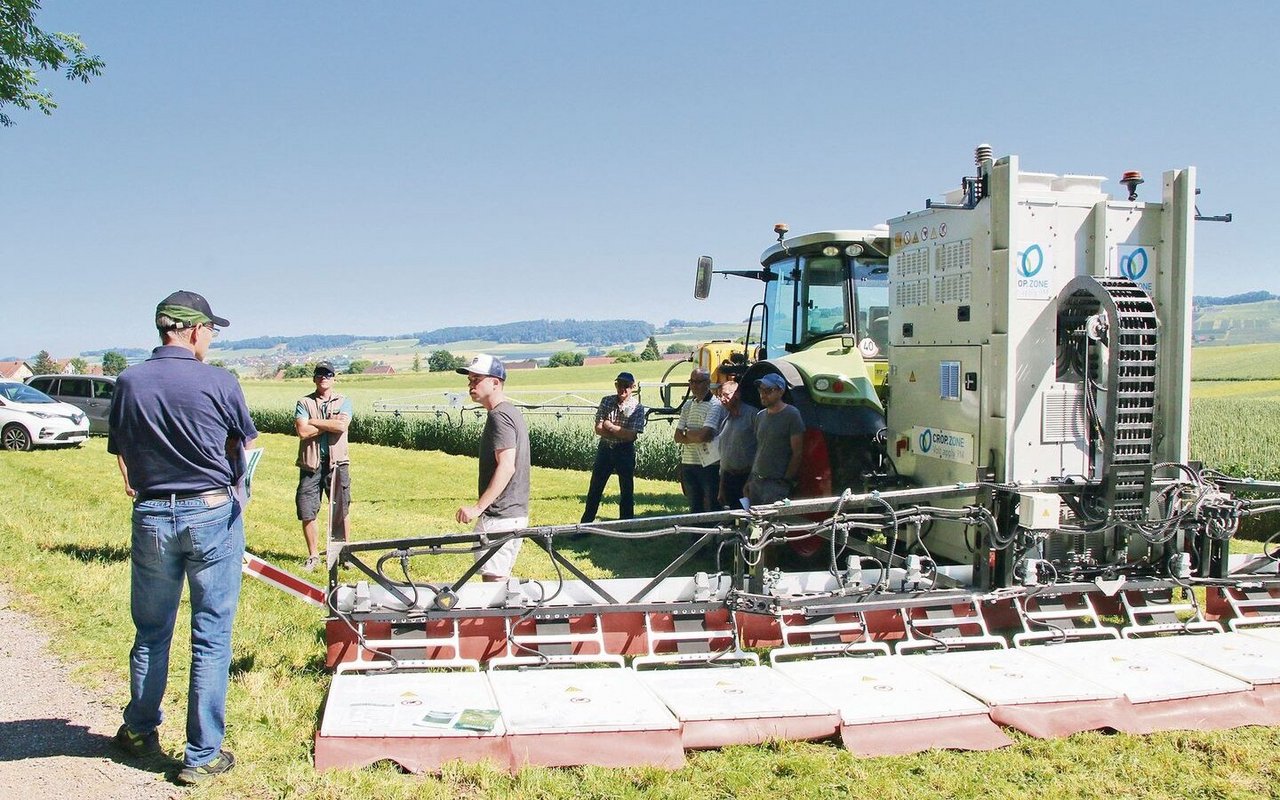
[
  {"left": 756, "top": 229, "right": 891, "bottom": 385},
  {"left": 695, "top": 227, "right": 891, "bottom": 405},
  {"left": 695, "top": 227, "right": 895, "bottom": 503}
]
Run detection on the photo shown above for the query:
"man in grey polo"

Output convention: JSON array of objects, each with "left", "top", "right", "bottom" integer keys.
[
  {"left": 107, "top": 290, "right": 256, "bottom": 785},
  {"left": 454, "top": 354, "right": 531, "bottom": 581}
]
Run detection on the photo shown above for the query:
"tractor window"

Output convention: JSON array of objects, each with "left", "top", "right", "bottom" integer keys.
[
  {"left": 853, "top": 261, "right": 891, "bottom": 358},
  {"left": 799, "top": 256, "right": 849, "bottom": 341},
  {"left": 763, "top": 256, "right": 798, "bottom": 360}
]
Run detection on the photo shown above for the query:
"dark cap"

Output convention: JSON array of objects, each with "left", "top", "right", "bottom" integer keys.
[
  {"left": 313, "top": 361, "right": 336, "bottom": 378},
  {"left": 155, "top": 290, "right": 230, "bottom": 329},
  {"left": 755, "top": 373, "right": 787, "bottom": 390},
  {"left": 615, "top": 371, "right": 636, "bottom": 386},
  {"left": 456, "top": 353, "right": 507, "bottom": 381}
]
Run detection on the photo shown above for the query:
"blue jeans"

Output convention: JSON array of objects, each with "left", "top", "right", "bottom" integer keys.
[{"left": 124, "top": 494, "right": 244, "bottom": 767}]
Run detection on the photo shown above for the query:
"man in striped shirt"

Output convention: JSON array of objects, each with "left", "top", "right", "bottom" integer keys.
[{"left": 673, "top": 367, "right": 725, "bottom": 514}]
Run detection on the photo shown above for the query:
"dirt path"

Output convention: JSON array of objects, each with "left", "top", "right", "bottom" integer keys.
[{"left": 0, "top": 585, "right": 183, "bottom": 799}]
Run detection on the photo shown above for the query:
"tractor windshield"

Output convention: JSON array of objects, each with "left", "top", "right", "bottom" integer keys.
[{"left": 761, "top": 254, "right": 889, "bottom": 360}]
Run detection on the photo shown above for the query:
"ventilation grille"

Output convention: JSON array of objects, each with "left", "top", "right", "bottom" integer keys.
[
  {"left": 934, "top": 272, "right": 972, "bottom": 305},
  {"left": 937, "top": 239, "right": 972, "bottom": 273},
  {"left": 940, "top": 361, "right": 961, "bottom": 401},
  {"left": 895, "top": 279, "right": 929, "bottom": 307},
  {"left": 1042, "top": 386, "right": 1085, "bottom": 443},
  {"left": 896, "top": 247, "right": 930, "bottom": 279}
]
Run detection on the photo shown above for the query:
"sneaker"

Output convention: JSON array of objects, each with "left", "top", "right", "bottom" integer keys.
[
  {"left": 303, "top": 555, "right": 320, "bottom": 572},
  {"left": 110, "top": 723, "right": 162, "bottom": 759},
  {"left": 176, "top": 749, "right": 235, "bottom": 785}
]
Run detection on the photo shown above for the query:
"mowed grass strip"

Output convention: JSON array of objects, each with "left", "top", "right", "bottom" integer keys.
[{"left": 2, "top": 433, "right": 1280, "bottom": 798}]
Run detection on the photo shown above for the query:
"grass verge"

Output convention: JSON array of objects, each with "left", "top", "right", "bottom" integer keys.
[{"left": 1, "top": 437, "right": 1278, "bottom": 798}]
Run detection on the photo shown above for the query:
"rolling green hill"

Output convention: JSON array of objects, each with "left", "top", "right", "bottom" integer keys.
[{"left": 1193, "top": 299, "right": 1280, "bottom": 346}]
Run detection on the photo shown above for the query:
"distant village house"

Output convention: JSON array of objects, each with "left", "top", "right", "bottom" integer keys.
[{"left": 0, "top": 361, "right": 33, "bottom": 381}]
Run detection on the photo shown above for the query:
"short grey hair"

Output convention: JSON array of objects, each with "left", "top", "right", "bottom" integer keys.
[{"left": 156, "top": 313, "right": 189, "bottom": 342}]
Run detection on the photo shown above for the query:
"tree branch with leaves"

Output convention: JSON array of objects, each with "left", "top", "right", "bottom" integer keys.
[{"left": 0, "top": 0, "right": 104, "bottom": 127}]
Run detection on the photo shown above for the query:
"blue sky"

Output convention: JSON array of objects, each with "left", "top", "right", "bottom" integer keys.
[{"left": 4, "top": 1, "right": 1276, "bottom": 359}]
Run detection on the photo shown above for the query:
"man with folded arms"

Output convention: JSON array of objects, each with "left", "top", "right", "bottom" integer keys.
[
  {"left": 581, "top": 370, "right": 647, "bottom": 523},
  {"left": 294, "top": 360, "right": 353, "bottom": 571}
]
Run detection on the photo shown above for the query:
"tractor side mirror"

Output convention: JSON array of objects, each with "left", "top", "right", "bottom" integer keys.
[{"left": 694, "top": 255, "right": 713, "bottom": 300}]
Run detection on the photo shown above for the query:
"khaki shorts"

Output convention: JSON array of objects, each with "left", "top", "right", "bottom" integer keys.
[
  {"left": 296, "top": 462, "right": 350, "bottom": 522},
  {"left": 473, "top": 514, "right": 528, "bottom": 579}
]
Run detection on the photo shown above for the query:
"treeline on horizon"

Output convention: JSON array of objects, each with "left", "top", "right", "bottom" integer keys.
[
  {"left": 58, "top": 319, "right": 724, "bottom": 362},
  {"left": 200, "top": 318, "right": 722, "bottom": 352},
  {"left": 412, "top": 319, "right": 655, "bottom": 346},
  {"left": 1194, "top": 291, "right": 1277, "bottom": 306}
]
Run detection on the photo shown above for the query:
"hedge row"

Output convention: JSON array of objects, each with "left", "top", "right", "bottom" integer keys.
[{"left": 251, "top": 409, "right": 680, "bottom": 481}]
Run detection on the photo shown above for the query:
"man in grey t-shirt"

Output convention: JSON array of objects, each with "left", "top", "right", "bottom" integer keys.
[
  {"left": 746, "top": 373, "right": 805, "bottom": 506},
  {"left": 455, "top": 354, "right": 530, "bottom": 580}
]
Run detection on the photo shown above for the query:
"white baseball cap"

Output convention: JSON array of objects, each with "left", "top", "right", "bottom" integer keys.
[{"left": 456, "top": 353, "right": 507, "bottom": 381}]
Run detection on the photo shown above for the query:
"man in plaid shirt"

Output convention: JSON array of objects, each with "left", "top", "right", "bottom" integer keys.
[{"left": 580, "top": 371, "right": 648, "bottom": 522}]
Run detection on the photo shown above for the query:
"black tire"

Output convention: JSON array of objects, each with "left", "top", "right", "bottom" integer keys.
[{"left": 2, "top": 424, "right": 33, "bottom": 452}]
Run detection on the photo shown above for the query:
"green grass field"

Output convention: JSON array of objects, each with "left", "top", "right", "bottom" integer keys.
[
  {"left": 1192, "top": 344, "right": 1280, "bottom": 381},
  {"left": 3, "top": 410, "right": 1280, "bottom": 797}
]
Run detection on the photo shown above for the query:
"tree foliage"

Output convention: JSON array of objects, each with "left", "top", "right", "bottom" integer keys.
[
  {"left": 280, "top": 362, "right": 313, "bottom": 379},
  {"left": 217, "top": 333, "right": 360, "bottom": 352},
  {"left": 665, "top": 342, "right": 692, "bottom": 354},
  {"left": 546, "top": 351, "right": 584, "bottom": 368},
  {"left": 412, "top": 352, "right": 422, "bottom": 372},
  {"left": 30, "top": 349, "right": 59, "bottom": 375},
  {"left": 68, "top": 356, "right": 88, "bottom": 372},
  {"left": 101, "top": 350, "right": 127, "bottom": 375},
  {"left": 428, "top": 349, "right": 466, "bottom": 372},
  {"left": 0, "top": 0, "right": 104, "bottom": 127},
  {"left": 346, "top": 359, "right": 372, "bottom": 375},
  {"left": 639, "top": 336, "right": 661, "bottom": 361}
]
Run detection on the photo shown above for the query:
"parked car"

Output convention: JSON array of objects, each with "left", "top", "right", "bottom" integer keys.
[
  {"left": 0, "top": 379, "right": 90, "bottom": 451},
  {"left": 25, "top": 374, "right": 116, "bottom": 435}
]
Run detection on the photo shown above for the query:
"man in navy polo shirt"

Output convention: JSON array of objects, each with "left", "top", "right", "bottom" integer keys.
[{"left": 107, "top": 290, "right": 257, "bottom": 786}]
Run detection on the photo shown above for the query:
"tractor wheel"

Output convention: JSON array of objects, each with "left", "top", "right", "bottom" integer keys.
[{"left": 2, "top": 424, "right": 34, "bottom": 451}]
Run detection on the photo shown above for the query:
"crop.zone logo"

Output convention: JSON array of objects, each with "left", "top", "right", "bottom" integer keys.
[
  {"left": 1015, "top": 243, "right": 1051, "bottom": 299},
  {"left": 1018, "top": 244, "right": 1044, "bottom": 277},
  {"left": 918, "top": 428, "right": 933, "bottom": 453},
  {"left": 1119, "top": 246, "right": 1148, "bottom": 280}
]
